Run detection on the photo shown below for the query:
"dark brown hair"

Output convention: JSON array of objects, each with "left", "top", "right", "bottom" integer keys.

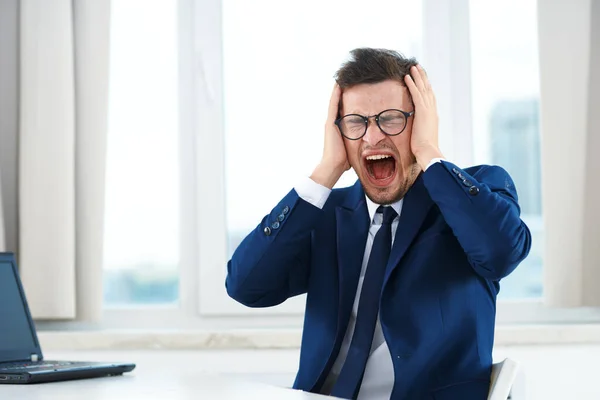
[{"left": 334, "top": 48, "right": 418, "bottom": 89}]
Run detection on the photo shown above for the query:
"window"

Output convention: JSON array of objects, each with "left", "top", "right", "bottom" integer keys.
[
  {"left": 469, "top": 0, "right": 543, "bottom": 299},
  {"left": 222, "top": 0, "right": 423, "bottom": 257},
  {"left": 200, "top": 0, "right": 547, "bottom": 316},
  {"left": 103, "top": 0, "right": 180, "bottom": 306},
  {"left": 100, "top": 0, "right": 551, "bottom": 325}
]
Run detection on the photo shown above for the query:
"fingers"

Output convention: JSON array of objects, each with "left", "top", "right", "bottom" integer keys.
[
  {"left": 405, "top": 64, "right": 435, "bottom": 106},
  {"left": 410, "top": 65, "right": 426, "bottom": 91},
  {"left": 404, "top": 72, "right": 422, "bottom": 103},
  {"left": 417, "top": 65, "right": 431, "bottom": 89},
  {"left": 327, "top": 83, "right": 342, "bottom": 122}
]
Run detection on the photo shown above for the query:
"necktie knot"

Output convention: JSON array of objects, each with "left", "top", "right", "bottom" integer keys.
[{"left": 377, "top": 206, "right": 397, "bottom": 225}]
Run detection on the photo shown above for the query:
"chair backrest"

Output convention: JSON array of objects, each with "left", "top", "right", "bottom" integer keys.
[{"left": 488, "top": 358, "right": 520, "bottom": 400}]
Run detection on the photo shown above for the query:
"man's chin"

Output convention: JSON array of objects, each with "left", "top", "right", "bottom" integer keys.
[
  {"left": 361, "top": 178, "right": 402, "bottom": 205},
  {"left": 365, "top": 189, "right": 402, "bottom": 205}
]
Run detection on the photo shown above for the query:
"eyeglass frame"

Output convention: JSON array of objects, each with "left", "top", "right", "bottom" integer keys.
[{"left": 334, "top": 109, "right": 415, "bottom": 140}]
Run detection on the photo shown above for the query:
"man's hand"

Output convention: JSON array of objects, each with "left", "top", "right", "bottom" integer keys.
[
  {"left": 310, "top": 83, "right": 350, "bottom": 189},
  {"left": 405, "top": 65, "right": 444, "bottom": 171}
]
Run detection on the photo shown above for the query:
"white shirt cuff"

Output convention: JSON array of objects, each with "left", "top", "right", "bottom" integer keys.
[
  {"left": 294, "top": 176, "right": 332, "bottom": 209},
  {"left": 425, "top": 157, "right": 446, "bottom": 171}
]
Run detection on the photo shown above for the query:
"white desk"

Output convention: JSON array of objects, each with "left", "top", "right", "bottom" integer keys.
[
  {"left": 0, "top": 350, "right": 337, "bottom": 399},
  {"left": 0, "top": 370, "right": 334, "bottom": 400}
]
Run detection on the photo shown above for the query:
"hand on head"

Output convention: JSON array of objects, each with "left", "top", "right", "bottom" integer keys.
[
  {"left": 310, "top": 83, "right": 350, "bottom": 189},
  {"left": 404, "top": 65, "right": 443, "bottom": 170}
]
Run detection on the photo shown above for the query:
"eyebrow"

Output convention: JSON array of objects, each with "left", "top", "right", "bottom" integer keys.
[{"left": 344, "top": 109, "right": 400, "bottom": 116}]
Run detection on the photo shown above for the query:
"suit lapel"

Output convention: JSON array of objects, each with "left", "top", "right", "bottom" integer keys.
[
  {"left": 383, "top": 175, "right": 434, "bottom": 287},
  {"left": 335, "top": 181, "right": 370, "bottom": 333}
]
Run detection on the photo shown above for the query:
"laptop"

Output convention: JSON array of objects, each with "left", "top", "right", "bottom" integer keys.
[{"left": 0, "top": 252, "right": 136, "bottom": 384}]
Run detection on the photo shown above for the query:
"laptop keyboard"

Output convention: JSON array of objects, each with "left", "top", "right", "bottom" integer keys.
[{"left": 0, "top": 361, "right": 78, "bottom": 371}]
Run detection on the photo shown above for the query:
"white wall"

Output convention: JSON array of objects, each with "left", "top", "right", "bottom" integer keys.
[{"left": 0, "top": 0, "right": 19, "bottom": 254}]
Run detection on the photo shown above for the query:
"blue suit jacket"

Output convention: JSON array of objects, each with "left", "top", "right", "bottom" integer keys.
[{"left": 226, "top": 161, "right": 531, "bottom": 399}]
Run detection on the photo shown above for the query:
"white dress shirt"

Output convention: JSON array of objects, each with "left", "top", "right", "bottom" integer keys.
[{"left": 294, "top": 158, "right": 444, "bottom": 399}]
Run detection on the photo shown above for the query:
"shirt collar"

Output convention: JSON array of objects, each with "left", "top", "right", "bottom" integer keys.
[{"left": 365, "top": 195, "right": 403, "bottom": 223}]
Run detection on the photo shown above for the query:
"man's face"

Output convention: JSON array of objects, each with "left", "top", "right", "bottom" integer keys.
[{"left": 341, "top": 79, "right": 420, "bottom": 205}]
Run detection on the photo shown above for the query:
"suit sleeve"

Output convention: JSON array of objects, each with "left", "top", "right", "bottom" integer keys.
[
  {"left": 422, "top": 161, "right": 532, "bottom": 281},
  {"left": 225, "top": 188, "right": 325, "bottom": 308}
]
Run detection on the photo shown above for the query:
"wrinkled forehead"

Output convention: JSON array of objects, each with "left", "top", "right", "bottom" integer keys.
[{"left": 340, "top": 80, "right": 413, "bottom": 115}]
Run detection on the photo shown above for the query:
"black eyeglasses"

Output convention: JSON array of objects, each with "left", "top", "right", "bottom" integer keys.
[{"left": 335, "top": 109, "right": 414, "bottom": 140}]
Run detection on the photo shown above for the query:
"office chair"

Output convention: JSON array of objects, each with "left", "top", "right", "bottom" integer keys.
[{"left": 488, "top": 358, "right": 521, "bottom": 400}]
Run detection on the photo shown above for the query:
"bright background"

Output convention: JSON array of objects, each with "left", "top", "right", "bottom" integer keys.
[{"left": 103, "top": 0, "right": 543, "bottom": 304}]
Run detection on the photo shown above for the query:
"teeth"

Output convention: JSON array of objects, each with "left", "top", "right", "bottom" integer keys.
[{"left": 366, "top": 154, "right": 392, "bottom": 160}]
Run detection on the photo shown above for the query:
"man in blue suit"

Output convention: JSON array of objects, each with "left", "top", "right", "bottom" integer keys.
[{"left": 226, "top": 48, "right": 531, "bottom": 399}]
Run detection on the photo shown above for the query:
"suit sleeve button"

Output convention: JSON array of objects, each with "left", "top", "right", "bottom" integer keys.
[
  {"left": 282, "top": 206, "right": 290, "bottom": 215},
  {"left": 263, "top": 227, "right": 272, "bottom": 236},
  {"left": 278, "top": 214, "right": 285, "bottom": 222},
  {"left": 271, "top": 221, "right": 280, "bottom": 229},
  {"left": 469, "top": 186, "right": 480, "bottom": 196}
]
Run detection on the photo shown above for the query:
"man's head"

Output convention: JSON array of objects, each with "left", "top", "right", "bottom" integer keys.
[{"left": 335, "top": 48, "right": 421, "bottom": 205}]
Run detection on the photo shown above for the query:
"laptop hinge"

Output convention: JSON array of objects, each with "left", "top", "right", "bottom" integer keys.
[{"left": 30, "top": 354, "right": 39, "bottom": 362}]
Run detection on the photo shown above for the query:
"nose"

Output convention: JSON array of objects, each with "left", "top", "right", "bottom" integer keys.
[{"left": 362, "top": 117, "right": 386, "bottom": 146}]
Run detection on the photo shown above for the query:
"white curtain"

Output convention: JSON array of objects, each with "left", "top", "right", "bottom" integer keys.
[
  {"left": 19, "top": 0, "right": 111, "bottom": 320},
  {"left": 0, "top": 175, "right": 5, "bottom": 252},
  {"left": 539, "top": 0, "right": 600, "bottom": 307},
  {"left": 0, "top": 0, "right": 18, "bottom": 254}
]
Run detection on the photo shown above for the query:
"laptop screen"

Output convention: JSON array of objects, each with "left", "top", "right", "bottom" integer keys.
[{"left": 0, "top": 262, "right": 37, "bottom": 351}]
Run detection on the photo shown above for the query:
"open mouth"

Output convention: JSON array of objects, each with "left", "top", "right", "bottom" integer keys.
[{"left": 363, "top": 154, "right": 397, "bottom": 186}]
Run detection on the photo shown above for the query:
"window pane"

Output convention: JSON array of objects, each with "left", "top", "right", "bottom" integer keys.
[
  {"left": 104, "top": 1, "right": 180, "bottom": 306},
  {"left": 469, "top": 0, "right": 543, "bottom": 298},
  {"left": 223, "top": 0, "right": 422, "bottom": 255}
]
